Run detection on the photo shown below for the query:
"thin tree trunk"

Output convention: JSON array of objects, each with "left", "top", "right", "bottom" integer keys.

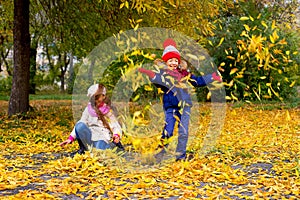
[
  {"left": 67, "top": 52, "right": 74, "bottom": 94},
  {"left": 30, "top": 43, "right": 37, "bottom": 94}
]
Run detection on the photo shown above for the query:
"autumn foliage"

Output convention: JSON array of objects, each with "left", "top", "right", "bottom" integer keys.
[
  {"left": 0, "top": 100, "right": 299, "bottom": 199},
  {"left": 206, "top": 13, "right": 299, "bottom": 102}
]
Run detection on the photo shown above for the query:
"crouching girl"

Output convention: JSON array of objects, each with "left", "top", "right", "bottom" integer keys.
[{"left": 60, "top": 84, "right": 123, "bottom": 156}]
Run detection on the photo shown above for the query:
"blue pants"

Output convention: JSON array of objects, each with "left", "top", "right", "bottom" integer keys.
[
  {"left": 75, "top": 122, "right": 111, "bottom": 150},
  {"left": 162, "top": 108, "right": 181, "bottom": 139},
  {"left": 162, "top": 106, "right": 191, "bottom": 159}
]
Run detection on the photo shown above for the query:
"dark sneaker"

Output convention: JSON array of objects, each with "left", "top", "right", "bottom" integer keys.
[
  {"left": 154, "top": 148, "right": 167, "bottom": 163},
  {"left": 175, "top": 153, "right": 194, "bottom": 162},
  {"left": 70, "top": 148, "right": 85, "bottom": 157},
  {"left": 113, "top": 141, "right": 125, "bottom": 151}
]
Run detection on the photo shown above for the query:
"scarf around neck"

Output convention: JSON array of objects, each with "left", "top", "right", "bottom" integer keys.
[{"left": 87, "top": 102, "right": 110, "bottom": 117}]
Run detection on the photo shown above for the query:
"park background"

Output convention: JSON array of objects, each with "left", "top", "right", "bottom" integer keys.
[{"left": 0, "top": 0, "right": 299, "bottom": 199}]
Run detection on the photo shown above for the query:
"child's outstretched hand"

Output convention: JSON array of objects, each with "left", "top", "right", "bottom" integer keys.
[
  {"left": 138, "top": 68, "right": 155, "bottom": 79},
  {"left": 60, "top": 139, "right": 72, "bottom": 147},
  {"left": 212, "top": 72, "right": 222, "bottom": 82},
  {"left": 60, "top": 135, "right": 74, "bottom": 147}
]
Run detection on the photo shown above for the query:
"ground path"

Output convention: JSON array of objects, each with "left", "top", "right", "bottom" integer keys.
[{"left": 0, "top": 100, "right": 299, "bottom": 199}]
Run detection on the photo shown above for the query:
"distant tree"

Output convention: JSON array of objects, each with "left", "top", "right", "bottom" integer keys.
[
  {"left": 8, "top": 0, "right": 30, "bottom": 115},
  {"left": 0, "top": 0, "right": 14, "bottom": 76}
]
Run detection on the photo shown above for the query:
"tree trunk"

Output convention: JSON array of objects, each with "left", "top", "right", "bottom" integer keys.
[
  {"left": 59, "top": 53, "right": 69, "bottom": 92},
  {"left": 67, "top": 52, "right": 74, "bottom": 94},
  {"left": 60, "top": 72, "right": 65, "bottom": 92},
  {"left": 8, "top": 0, "right": 30, "bottom": 116},
  {"left": 29, "top": 44, "right": 37, "bottom": 94}
]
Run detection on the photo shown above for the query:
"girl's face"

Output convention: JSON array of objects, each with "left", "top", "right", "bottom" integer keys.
[
  {"left": 166, "top": 58, "right": 179, "bottom": 70},
  {"left": 95, "top": 94, "right": 106, "bottom": 106}
]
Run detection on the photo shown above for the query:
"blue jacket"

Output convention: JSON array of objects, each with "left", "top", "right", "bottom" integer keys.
[{"left": 151, "top": 70, "right": 214, "bottom": 110}]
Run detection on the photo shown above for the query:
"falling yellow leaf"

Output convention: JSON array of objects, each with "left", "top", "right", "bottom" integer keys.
[
  {"left": 230, "top": 68, "right": 238, "bottom": 75},
  {"left": 207, "top": 91, "right": 211, "bottom": 100},
  {"left": 220, "top": 62, "right": 225, "bottom": 66},
  {"left": 261, "top": 21, "right": 268, "bottom": 29},
  {"left": 217, "top": 37, "right": 224, "bottom": 47},
  {"left": 240, "top": 16, "right": 249, "bottom": 21},
  {"left": 289, "top": 80, "right": 296, "bottom": 87},
  {"left": 144, "top": 85, "right": 153, "bottom": 91},
  {"left": 227, "top": 56, "right": 235, "bottom": 60},
  {"left": 271, "top": 20, "right": 277, "bottom": 30},
  {"left": 243, "top": 24, "right": 250, "bottom": 32},
  {"left": 132, "top": 94, "right": 140, "bottom": 101}
]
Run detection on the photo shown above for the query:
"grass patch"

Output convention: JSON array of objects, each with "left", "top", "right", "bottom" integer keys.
[
  {"left": 0, "top": 94, "right": 73, "bottom": 101},
  {"left": 231, "top": 97, "right": 300, "bottom": 110},
  {"left": 30, "top": 94, "right": 73, "bottom": 100}
]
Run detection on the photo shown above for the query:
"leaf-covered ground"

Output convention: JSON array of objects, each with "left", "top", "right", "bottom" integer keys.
[{"left": 0, "top": 100, "right": 299, "bottom": 199}]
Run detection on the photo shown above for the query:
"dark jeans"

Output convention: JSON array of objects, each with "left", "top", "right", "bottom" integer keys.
[
  {"left": 162, "top": 106, "right": 191, "bottom": 159},
  {"left": 75, "top": 122, "right": 111, "bottom": 150}
]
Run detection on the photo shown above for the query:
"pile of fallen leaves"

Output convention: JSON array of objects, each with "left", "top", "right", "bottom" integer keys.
[{"left": 0, "top": 100, "right": 299, "bottom": 199}]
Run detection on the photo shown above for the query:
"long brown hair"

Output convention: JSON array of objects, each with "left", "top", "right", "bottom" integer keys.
[{"left": 89, "top": 84, "right": 112, "bottom": 132}]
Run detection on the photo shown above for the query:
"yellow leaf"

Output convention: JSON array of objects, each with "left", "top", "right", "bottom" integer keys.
[
  {"left": 125, "top": 1, "right": 129, "bottom": 8},
  {"left": 263, "top": 95, "right": 272, "bottom": 99},
  {"left": 235, "top": 74, "right": 243, "bottom": 78},
  {"left": 230, "top": 68, "right": 238, "bottom": 75},
  {"left": 289, "top": 80, "right": 296, "bottom": 87},
  {"left": 131, "top": 37, "right": 138, "bottom": 43},
  {"left": 269, "top": 85, "right": 279, "bottom": 97},
  {"left": 243, "top": 24, "right": 250, "bottom": 32},
  {"left": 132, "top": 94, "right": 140, "bottom": 102},
  {"left": 240, "top": 16, "right": 249, "bottom": 21},
  {"left": 226, "top": 56, "right": 235, "bottom": 60},
  {"left": 220, "top": 62, "right": 225, "bottom": 66},
  {"left": 264, "top": 54, "right": 270, "bottom": 70},
  {"left": 217, "top": 37, "right": 224, "bottom": 47},
  {"left": 240, "top": 30, "right": 248, "bottom": 37},
  {"left": 136, "top": 19, "right": 143, "bottom": 23},
  {"left": 207, "top": 91, "right": 211, "bottom": 100},
  {"left": 261, "top": 21, "right": 268, "bottom": 29},
  {"left": 231, "top": 93, "right": 238, "bottom": 101},
  {"left": 223, "top": 79, "right": 234, "bottom": 87},
  {"left": 278, "top": 38, "right": 287, "bottom": 45},
  {"left": 174, "top": 115, "right": 180, "bottom": 122},
  {"left": 270, "top": 35, "right": 275, "bottom": 44},
  {"left": 271, "top": 20, "right": 276, "bottom": 30},
  {"left": 272, "top": 30, "right": 279, "bottom": 42},
  {"left": 225, "top": 96, "right": 231, "bottom": 100},
  {"left": 252, "top": 89, "right": 261, "bottom": 101},
  {"left": 286, "top": 110, "right": 291, "bottom": 121},
  {"left": 144, "top": 85, "right": 153, "bottom": 91},
  {"left": 130, "top": 50, "right": 141, "bottom": 56},
  {"left": 268, "top": 88, "right": 272, "bottom": 96},
  {"left": 257, "top": 13, "right": 261, "bottom": 19},
  {"left": 134, "top": 24, "right": 139, "bottom": 31},
  {"left": 157, "top": 87, "right": 164, "bottom": 94}
]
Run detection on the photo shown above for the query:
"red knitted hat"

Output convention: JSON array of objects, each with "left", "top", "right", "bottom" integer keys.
[{"left": 162, "top": 38, "right": 180, "bottom": 62}]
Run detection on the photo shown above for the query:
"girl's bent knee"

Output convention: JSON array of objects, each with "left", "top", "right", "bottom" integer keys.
[{"left": 75, "top": 122, "right": 87, "bottom": 132}]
